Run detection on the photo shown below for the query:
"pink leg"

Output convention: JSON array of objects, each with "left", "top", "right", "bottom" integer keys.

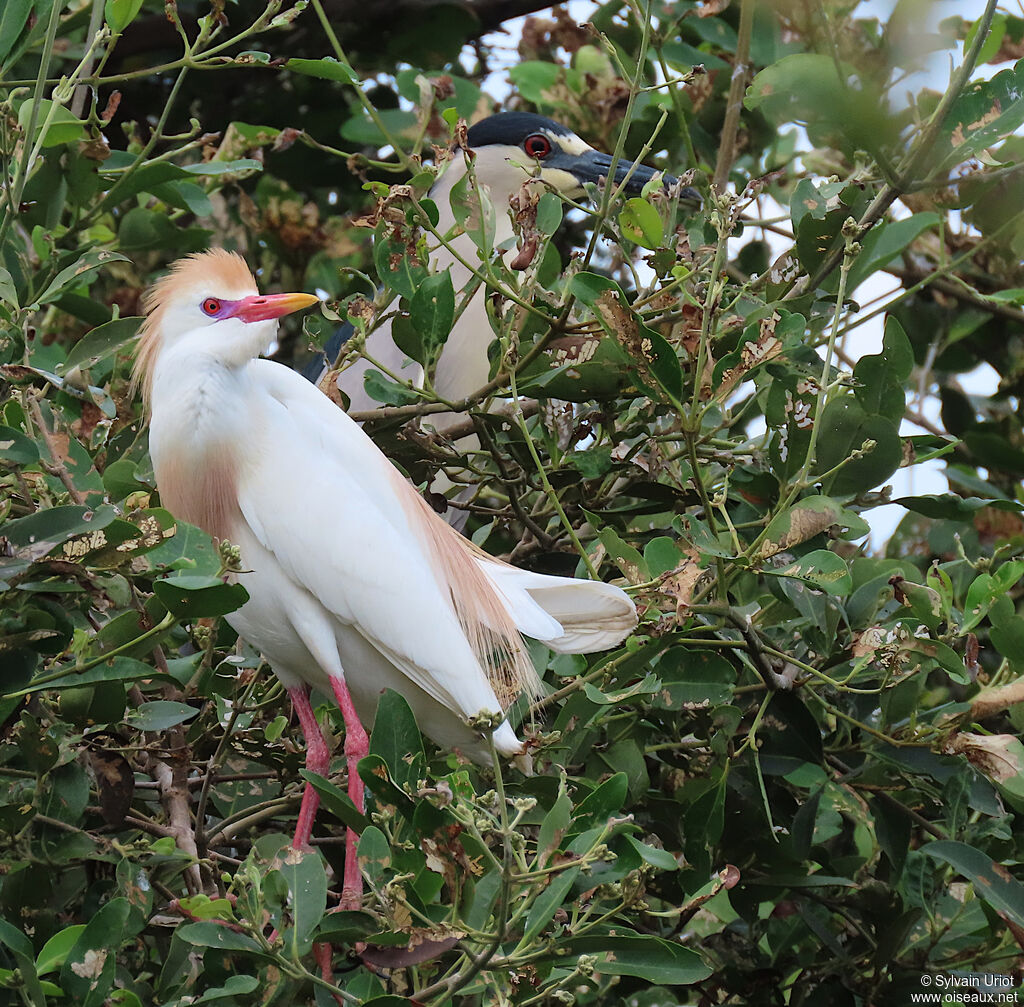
[
  {"left": 286, "top": 682, "right": 364, "bottom": 994},
  {"left": 330, "top": 677, "right": 369, "bottom": 910},
  {"left": 288, "top": 686, "right": 330, "bottom": 851}
]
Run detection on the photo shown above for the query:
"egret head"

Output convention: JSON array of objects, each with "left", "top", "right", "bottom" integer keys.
[
  {"left": 461, "top": 111, "right": 699, "bottom": 206},
  {"left": 133, "top": 249, "right": 318, "bottom": 403}
]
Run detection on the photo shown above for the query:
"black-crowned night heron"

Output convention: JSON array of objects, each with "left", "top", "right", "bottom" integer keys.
[{"left": 307, "top": 111, "right": 697, "bottom": 414}]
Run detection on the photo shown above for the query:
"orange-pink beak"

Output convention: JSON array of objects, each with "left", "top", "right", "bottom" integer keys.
[{"left": 233, "top": 291, "right": 320, "bottom": 322}]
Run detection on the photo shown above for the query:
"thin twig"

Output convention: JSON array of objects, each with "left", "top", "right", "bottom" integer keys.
[{"left": 28, "top": 394, "right": 85, "bottom": 505}]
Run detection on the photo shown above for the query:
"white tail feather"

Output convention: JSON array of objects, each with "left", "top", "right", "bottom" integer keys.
[
  {"left": 389, "top": 469, "right": 636, "bottom": 702},
  {"left": 479, "top": 562, "right": 637, "bottom": 653}
]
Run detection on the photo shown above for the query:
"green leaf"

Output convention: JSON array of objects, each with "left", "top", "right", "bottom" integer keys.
[
  {"left": 583, "top": 672, "right": 660, "bottom": 706},
  {"left": 516, "top": 333, "right": 631, "bottom": 401},
  {"left": 964, "top": 430, "right": 1024, "bottom": 477},
  {"left": 0, "top": 918, "right": 34, "bottom": 958},
  {"left": 60, "top": 898, "right": 137, "bottom": 1005},
  {"left": 372, "top": 231, "right": 428, "bottom": 301},
  {"left": 357, "top": 826, "right": 391, "bottom": 886},
  {"left": 181, "top": 158, "right": 263, "bottom": 177},
  {"left": 109, "top": 992, "right": 144, "bottom": 1007},
  {"left": 991, "top": 611, "right": 1024, "bottom": 669},
  {"left": 118, "top": 207, "right": 179, "bottom": 251},
  {"left": 177, "top": 921, "right": 269, "bottom": 956},
  {"left": 35, "top": 925, "right": 87, "bottom": 976},
  {"left": 869, "top": 796, "right": 911, "bottom": 880},
  {"left": 342, "top": 107, "right": 418, "bottom": 146},
  {"left": 556, "top": 934, "right": 711, "bottom": 984},
  {"left": 100, "top": 160, "right": 190, "bottom": 202},
  {"left": 894, "top": 494, "right": 1022, "bottom": 519},
  {"left": 448, "top": 171, "right": 496, "bottom": 254},
  {"left": 299, "top": 772, "right": 370, "bottom": 834},
  {"left": 597, "top": 526, "right": 648, "bottom": 584},
  {"left": 846, "top": 215, "right": 940, "bottom": 292},
  {"left": 626, "top": 835, "right": 679, "bottom": 871},
  {"left": 568, "top": 271, "right": 617, "bottom": 306},
  {"left": 892, "top": 579, "right": 944, "bottom": 633},
  {"left": 285, "top": 56, "right": 359, "bottom": 83},
  {"left": 175, "top": 895, "right": 235, "bottom": 922},
  {"left": 0, "top": 0, "right": 33, "bottom": 65},
  {"left": 853, "top": 316, "right": 914, "bottom": 421},
  {"left": 61, "top": 316, "right": 142, "bottom": 374},
  {"left": 966, "top": 11, "right": 1007, "bottom": 66},
  {"left": 790, "top": 177, "right": 845, "bottom": 229},
  {"left": 21, "top": 657, "right": 165, "bottom": 696},
  {"left": 816, "top": 397, "right": 903, "bottom": 495},
  {"left": 362, "top": 369, "right": 421, "bottom": 406},
  {"left": 619, "top": 198, "right": 664, "bottom": 249},
  {"left": 769, "top": 549, "right": 852, "bottom": 596},
  {"left": 144, "top": 519, "right": 221, "bottom": 576},
  {"left": 369, "top": 689, "right": 424, "bottom": 792},
  {"left": 3, "top": 504, "right": 120, "bottom": 550},
  {"left": 17, "top": 98, "right": 85, "bottom": 147},
  {"left": 314, "top": 910, "right": 378, "bottom": 944},
  {"left": 409, "top": 270, "right": 455, "bottom": 361},
  {"left": 33, "top": 250, "right": 130, "bottom": 306},
  {"left": 923, "top": 840, "right": 1024, "bottom": 928},
  {"left": 962, "top": 561, "right": 1024, "bottom": 633},
  {"left": 745, "top": 53, "right": 893, "bottom": 154},
  {"left": 155, "top": 179, "right": 212, "bottom": 216},
  {"left": 746, "top": 54, "right": 846, "bottom": 122},
  {"left": 127, "top": 700, "right": 198, "bottom": 731},
  {"left": 275, "top": 848, "right": 327, "bottom": 955},
  {"left": 537, "top": 777, "right": 571, "bottom": 863},
  {"left": 357, "top": 754, "right": 416, "bottom": 817},
  {"left": 757, "top": 497, "right": 846, "bottom": 560},
  {"left": 568, "top": 445, "right": 614, "bottom": 479},
  {"left": 0, "top": 919, "right": 45, "bottom": 1007},
  {"left": 523, "top": 866, "right": 579, "bottom": 942},
  {"left": 536, "top": 190, "right": 563, "bottom": 235},
  {"left": 0, "top": 265, "right": 18, "bottom": 307},
  {"left": 938, "top": 57, "right": 1024, "bottom": 168},
  {"left": 573, "top": 772, "right": 628, "bottom": 830},
  {"left": 508, "top": 60, "right": 562, "bottom": 104},
  {"left": 104, "top": 0, "right": 143, "bottom": 32},
  {"left": 153, "top": 575, "right": 249, "bottom": 618},
  {"left": 0, "top": 424, "right": 40, "bottom": 464},
  {"left": 653, "top": 649, "right": 735, "bottom": 708},
  {"left": 193, "top": 976, "right": 260, "bottom": 1003}
]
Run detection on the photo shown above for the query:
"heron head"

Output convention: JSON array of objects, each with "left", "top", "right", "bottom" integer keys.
[
  {"left": 133, "top": 250, "right": 318, "bottom": 401},
  {"left": 462, "top": 112, "right": 700, "bottom": 207}
]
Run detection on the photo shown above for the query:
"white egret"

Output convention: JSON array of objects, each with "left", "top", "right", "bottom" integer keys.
[{"left": 134, "top": 249, "right": 638, "bottom": 908}]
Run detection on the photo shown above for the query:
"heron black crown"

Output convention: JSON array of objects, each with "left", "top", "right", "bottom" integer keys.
[{"left": 465, "top": 112, "right": 574, "bottom": 149}]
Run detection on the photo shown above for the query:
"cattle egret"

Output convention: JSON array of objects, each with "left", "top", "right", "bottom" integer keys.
[{"left": 134, "top": 249, "right": 638, "bottom": 908}]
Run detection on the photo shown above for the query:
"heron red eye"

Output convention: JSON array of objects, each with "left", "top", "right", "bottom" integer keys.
[
  {"left": 202, "top": 298, "right": 222, "bottom": 316},
  {"left": 523, "top": 133, "right": 552, "bottom": 159}
]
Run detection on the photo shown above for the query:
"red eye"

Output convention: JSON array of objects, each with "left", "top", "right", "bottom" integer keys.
[
  {"left": 202, "top": 298, "right": 221, "bottom": 316},
  {"left": 523, "top": 133, "right": 552, "bottom": 159}
]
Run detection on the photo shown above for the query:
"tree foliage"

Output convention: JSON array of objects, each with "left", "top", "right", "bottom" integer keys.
[{"left": 2, "top": 0, "right": 1024, "bottom": 1004}]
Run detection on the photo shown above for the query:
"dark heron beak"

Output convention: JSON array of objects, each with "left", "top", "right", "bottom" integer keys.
[{"left": 552, "top": 148, "right": 701, "bottom": 208}]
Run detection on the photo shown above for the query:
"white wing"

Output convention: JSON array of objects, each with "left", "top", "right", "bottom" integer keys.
[{"left": 236, "top": 360, "right": 504, "bottom": 723}]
